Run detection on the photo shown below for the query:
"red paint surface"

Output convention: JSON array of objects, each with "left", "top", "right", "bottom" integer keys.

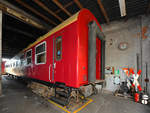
[
  {"left": 1, "top": 61, "right": 5, "bottom": 74},
  {"left": 6, "top": 9, "right": 104, "bottom": 88},
  {"left": 96, "top": 39, "right": 101, "bottom": 80},
  {"left": 24, "top": 21, "right": 78, "bottom": 87},
  {"left": 77, "top": 9, "right": 103, "bottom": 87},
  {"left": 135, "top": 93, "right": 139, "bottom": 102}
]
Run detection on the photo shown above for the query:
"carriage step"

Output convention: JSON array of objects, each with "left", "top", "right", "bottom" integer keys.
[
  {"left": 50, "top": 96, "right": 68, "bottom": 106},
  {"left": 56, "top": 84, "right": 68, "bottom": 89},
  {"left": 56, "top": 91, "right": 69, "bottom": 98}
]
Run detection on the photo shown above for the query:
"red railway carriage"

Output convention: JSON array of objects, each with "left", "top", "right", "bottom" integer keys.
[
  {"left": 1, "top": 61, "right": 6, "bottom": 75},
  {"left": 5, "top": 9, "right": 105, "bottom": 88}
]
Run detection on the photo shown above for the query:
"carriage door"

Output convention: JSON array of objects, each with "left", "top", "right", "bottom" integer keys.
[{"left": 52, "top": 36, "right": 63, "bottom": 83}]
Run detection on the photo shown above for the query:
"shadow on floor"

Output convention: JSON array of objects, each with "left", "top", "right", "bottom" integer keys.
[{"left": 0, "top": 75, "right": 150, "bottom": 113}]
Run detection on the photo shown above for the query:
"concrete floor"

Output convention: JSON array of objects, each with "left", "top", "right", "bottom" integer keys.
[{"left": 0, "top": 75, "right": 150, "bottom": 113}]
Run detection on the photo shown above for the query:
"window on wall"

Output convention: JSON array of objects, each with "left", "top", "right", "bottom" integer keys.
[
  {"left": 55, "top": 36, "right": 62, "bottom": 61},
  {"left": 35, "top": 41, "right": 46, "bottom": 64},
  {"left": 26, "top": 49, "right": 32, "bottom": 65}
]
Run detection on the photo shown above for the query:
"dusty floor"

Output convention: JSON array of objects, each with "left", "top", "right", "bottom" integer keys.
[{"left": 0, "top": 75, "right": 150, "bottom": 113}]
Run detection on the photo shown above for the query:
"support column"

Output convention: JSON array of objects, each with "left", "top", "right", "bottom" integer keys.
[{"left": 0, "top": 10, "right": 2, "bottom": 96}]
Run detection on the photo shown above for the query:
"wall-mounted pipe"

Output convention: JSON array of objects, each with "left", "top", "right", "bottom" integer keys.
[
  {"left": 0, "top": 10, "right": 2, "bottom": 95},
  {"left": 101, "top": 40, "right": 105, "bottom": 80},
  {"left": 88, "top": 21, "right": 105, "bottom": 82}
]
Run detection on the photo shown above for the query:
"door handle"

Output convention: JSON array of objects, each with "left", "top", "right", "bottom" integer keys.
[
  {"left": 53, "top": 63, "right": 56, "bottom": 69},
  {"left": 49, "top": 64, "right": 51, "bottom": 82}
]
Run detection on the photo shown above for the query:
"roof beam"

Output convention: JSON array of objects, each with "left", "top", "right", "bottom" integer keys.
[
  {"left": 52, "top": 0, "right": 72, "bottom": 16},
  {"left": 0, "top": 2, "right": 46, "bottom": 29},
  {"left": 3, "top": 25, "right": 36, "bottom": 39},
  {"left": 97, "top": 0, "right": 109, "bottom": 24},
  {"left": 2, "top": 49, "right": 18, "bottom": 53},
  {"left": 74, "top": 0, "right": 83, "bottom": 9},
  {"left": 147, "top": 3, "right": 150, "bottom": 14},
  {"left": 2, "top": 52, "right": 19, "bottom": 57},
  {"left": 55, "top": 1, "right": 74, "bottom": 14},
  {"left": 34, "top": 0, "right": 63, "bottom": 22},
  {"left": 2, "top": 52, "right": 17, "bottom": 56},
  {"left": 15, "top": 0, "right": 57, "bottom": 25}
]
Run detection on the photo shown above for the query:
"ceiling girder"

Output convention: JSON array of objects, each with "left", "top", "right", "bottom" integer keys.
[
  {"left": 3, "top": 25, "right": 36, "bottom": 38},
  {"left": 0, "top": 2, "right": 46, "bottom": 29},
  {"left": 97, "top": 0, "right": 110, "bottom": 24},
  {"left": 15, "top": 0, "right": 57, "bottom": 25},
  {"left": 74, "top": 0, "right": 83, "bottom": 9},
  {"left": 34, "top": 0, "right": 63, "bottom": 22},
  {"left": 52, "top": 0, "right": 72, "bottom": 16},
  {"left": 55, "top": 1, "right": 74, "bottom": 14}
]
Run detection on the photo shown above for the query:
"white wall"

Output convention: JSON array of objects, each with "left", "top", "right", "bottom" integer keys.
[{"left": 102, "top": 15, "right": 150, "bottom": 94}]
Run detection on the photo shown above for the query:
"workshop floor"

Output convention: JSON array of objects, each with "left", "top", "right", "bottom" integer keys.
[{"left": 0, "top": 75, "right": 150, "bottom": 113}]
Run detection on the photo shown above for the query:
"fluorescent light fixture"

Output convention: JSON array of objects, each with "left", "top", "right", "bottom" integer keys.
[{"left": 118, "top": 0, "right": 126, "bottom": 17}]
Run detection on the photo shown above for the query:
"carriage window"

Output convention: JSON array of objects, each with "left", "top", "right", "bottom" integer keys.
[
  {"left": 26, "top": 49, "right": 32, "bottom": 65},
  {"left": 16, "top": 61, "right": 18, "bottom": 67},
  {"left": 20, "top": 54, "right": 25, "bottom": 66},
  {"left": 56, "top": 36, "right": 62, "bottom": 61},
  {"left": 5, "top": 64, "right": 9, "bottom": 68},
  {"left": 13, "top": 62, "right": 15, "bottom": 67},
  {"left": 35, "top": 42, "right": 46, "bottom": 64}
]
